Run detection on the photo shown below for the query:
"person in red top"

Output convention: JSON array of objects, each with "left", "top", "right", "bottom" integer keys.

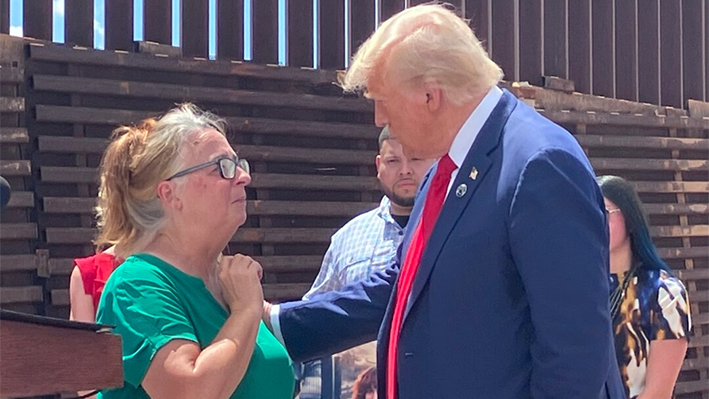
[
  {"left": 69, "top": 246, "right": 123, "bottom": 398},
  {"left": 69, "top": 245, "right": 122, "bottom": 322}
]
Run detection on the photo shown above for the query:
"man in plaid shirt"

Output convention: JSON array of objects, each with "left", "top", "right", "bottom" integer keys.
[
  {"left": 305, "top": 126, "right": 435, "bottom": 299},
  {"left": 297, "top": 126, "right": 434, "bottom": 398}
]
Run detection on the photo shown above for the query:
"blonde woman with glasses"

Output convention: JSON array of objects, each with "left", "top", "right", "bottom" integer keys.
[{"left": 95, "top": 104, "right": 295, "bottom": 399}]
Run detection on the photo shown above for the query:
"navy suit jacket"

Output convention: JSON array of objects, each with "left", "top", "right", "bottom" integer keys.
[{"left": 278, "top": 90, "right": 626, "bottom": 399}]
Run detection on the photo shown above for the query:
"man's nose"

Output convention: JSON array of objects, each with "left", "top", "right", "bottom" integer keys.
[{"left": 399, "top": 159, "right": 413, "bottom": 175}]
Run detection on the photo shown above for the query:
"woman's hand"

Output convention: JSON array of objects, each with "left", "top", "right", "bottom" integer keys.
[
  {"left": 143, "top": 255, "right": 265, "bottom": 399},
  {"left": 218, "top": 254, "right": 264, "bottom": 314}
]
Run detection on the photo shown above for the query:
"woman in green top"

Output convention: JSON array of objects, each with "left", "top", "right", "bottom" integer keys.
[{"left": 94, "top": 104, "right": 295, "bottom": 399}]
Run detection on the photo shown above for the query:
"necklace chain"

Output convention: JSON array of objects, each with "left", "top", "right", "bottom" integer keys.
[{"left": 610, "top": 265, "right": 636, "bottom": 319}]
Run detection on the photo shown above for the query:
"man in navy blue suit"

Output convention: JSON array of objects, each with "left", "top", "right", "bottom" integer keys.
[{"left": 264, "top": 4, "right": 625, "bottom": 399}]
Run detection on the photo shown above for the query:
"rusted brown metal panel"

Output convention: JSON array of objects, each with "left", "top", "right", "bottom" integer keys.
[
  {"left": 287, "top": 0, "right": 313, "bottom": 67},
  {"left": 48, "top": 283, "right": 313, "bottom": 303},
  {"left": 238, "top": 145, "right": 374, "bottom": 165},
  {"left": 42, "top": 197, "right": 378, "bottom": 217},
  {"left": 591, "top": 156, "right": 709, "bottom": 172},
  {"left": 0, "top": 68, "right": 24, "bottom": 87},
  {"left": 465, "top": 0, "right": 492, "bottom": 53},
  {"left": 65, "top": 0, "right": 93, "bottom": 47},
  {"left": 491, "top": 0, "right": 515, "bottom": 81},
  {"left": 676, "top": 379, "right": 709, "bottom": 396},
  {"left": 233, "top": 228, "right": 337, "bottom": 244},
  {"left": 41, "top": 226, "right": 339, "bottom": 245},
  {"left": 449, "top": 0, "right": 464, "bottom": 14},
  {"left": 251, "top": 174, "right": 379, "bottom": 191},
  {"left": 32, "top": 83, "right": 367, "bottom": 123},
  {"left": 0, "top": 287, "right": 42, "bottom": 304},
  {"left": 519, "top": 0, "right": 542, "bottom": 85},
  {"left": 105, "top": 0, "right": 133, "bottom": 51},
  {"left": 181, "top": 0, "right": 209, "bottom": 58},
  {"left": 0, "top": 159, "right": 30, "bottom": 176},
  {"left": 575, "top": 135, "right": 709, "bottom": 151},
  {"left": 34, "top": 103, "right": 373, "bottom": 134},
  {"left": 638, "top": 0, "right": 660, "bottom": 105},
  {"left": 0, "top": 96, "right": 24, "bottom": 112},
  {"left": 252, "top": 0, "right": 278, "bottom": 64},
  {"left": 247, "top": 200, "right": 381, "bottom": 217},
  {"left": 144, "top": 0, "right": 172, "bottom": 45},
  {"left": 543, "top": 0, "right": 567, "bottom": 79},
  {"left": 217, "top": 0, "right": 243, "bottom": 60},
  {"left": 23, "top": 0, "right": 52, "bottom": 40},
  {"left": 380, "top": 0, "right": 404, "bottom": 22},
  {"left": 0, "top": 254, "right": 39, "bottom": 273},
  {"left": 591, "top": 0, "right": 613, "bottom": 98},
  {"left": 319, "top": 0, "right": 345, "bottom": 70},
  {"left": 0, "top": 0, "right": 9, "bottom": 34},
  {"left": 614, "top": 0, "right": 637, "bottom": 101},
  {"left": 541, "top": 109, "right": 709, "bottom": 129},
  {"left": 682, "top": 0, "right": 705, "bottom": 103},
  {"left": 568, "top": 0, "right": 591, "bottom": 94},
  {"left": 255, "top": 255, "right": 323, "bottom": 273},
  {"left": 0, "top": 128, "right": 28, "bottom": 144},
  {"left": 660, "top": 0, "right": 682, "bottom": 108},
  {"left": 465, "top": 0, "right": 490, "bottom": 53},
  {"left": 263, "top": 283, "right": 312, "bottom": 301},
  {"left": 27, "top": 42, "right": 337, "bottom": 83},
  {"left": 0, "top": 223, "right": 36, "bottom": 240},
  {"left": 350, "top": 0, "right": 375, "bottom": 59}
]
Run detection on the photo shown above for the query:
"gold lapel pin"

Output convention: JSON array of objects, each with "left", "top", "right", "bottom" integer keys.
[{"left": 469, "top": 167, "right": 479, "bottom": 180}]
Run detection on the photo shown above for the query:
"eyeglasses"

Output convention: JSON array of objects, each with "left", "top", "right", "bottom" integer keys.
[
  {"left": 166, "top": 157, "right": 250, "bottom": 181},
  {"left": 605, "top": 208, "right": 621, "bottom": 215}
]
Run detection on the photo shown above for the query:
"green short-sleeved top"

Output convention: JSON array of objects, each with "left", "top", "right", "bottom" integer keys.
[{"left": 96, "top": 253, "right": 295, "bottom": 399}]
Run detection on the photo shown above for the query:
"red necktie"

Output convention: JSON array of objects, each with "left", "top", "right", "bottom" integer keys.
[{"left": 386, "top": 155, "right": 457, "bottom": 399}]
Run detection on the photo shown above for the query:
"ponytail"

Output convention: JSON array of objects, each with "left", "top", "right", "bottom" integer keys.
[{"left": 94, "top": 104, "right": 226, "bottom": 258}]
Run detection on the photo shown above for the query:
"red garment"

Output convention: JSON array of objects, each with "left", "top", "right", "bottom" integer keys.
[
  {"left": 386, "top": 155, "right": 457, "bottom": 399},
  {"left": 74, "top": 252, "right": 120, "bottom": 313}
]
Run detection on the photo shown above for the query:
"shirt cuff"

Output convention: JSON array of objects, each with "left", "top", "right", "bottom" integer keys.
[{"left": 269, "top": 304, "right": 286, "bottom": 346}]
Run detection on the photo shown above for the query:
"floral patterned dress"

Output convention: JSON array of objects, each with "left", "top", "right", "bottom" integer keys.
[{"left": 610, "top": 266, "right": 692, "bottom": 399}]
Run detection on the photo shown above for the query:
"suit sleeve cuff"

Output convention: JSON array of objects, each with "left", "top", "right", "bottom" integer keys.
[{"left": 269, "top": 304, "right": 286, "bottom": 346}]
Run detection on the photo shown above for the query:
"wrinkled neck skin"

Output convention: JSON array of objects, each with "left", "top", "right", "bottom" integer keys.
[{"left": 143, "top": 223, "right": 223, "bottom": 282}]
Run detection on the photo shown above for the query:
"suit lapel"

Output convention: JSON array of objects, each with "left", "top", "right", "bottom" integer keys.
[{"left": 403, "top": 90, "right": 518, "bottom": 319}]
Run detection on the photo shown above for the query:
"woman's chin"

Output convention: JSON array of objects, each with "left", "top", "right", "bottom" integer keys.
[{"left": 230, "top": 214, "right": 248, "bottom": 232}]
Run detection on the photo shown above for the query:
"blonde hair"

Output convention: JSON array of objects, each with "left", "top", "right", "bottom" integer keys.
[
  {"left": 95, "top": 103, "right": 226, "bottom": 257},
  {"left": 340, "top": 4, "right": 503, "bottom": 104}
]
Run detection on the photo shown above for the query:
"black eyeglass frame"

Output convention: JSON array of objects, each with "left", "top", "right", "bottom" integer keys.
[{"left": 166, "top": 157, "right": 250, "bottom": 181}]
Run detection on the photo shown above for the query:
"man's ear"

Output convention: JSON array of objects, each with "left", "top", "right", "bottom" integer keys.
[
  {"left": 375, "top": 154, "right": 383, "bottom": 178},
  {"left": 423, "top": 83, "right": 443, "bottom": 112},
  {"left": 156, "top": 180, "right": 182, "bottom": 211}
]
